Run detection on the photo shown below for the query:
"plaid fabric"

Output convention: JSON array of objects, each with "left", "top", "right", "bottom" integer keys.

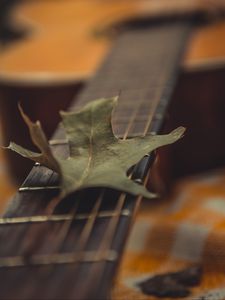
[{"left": 113, "top": 169, "right": 225, "bottom": 299}]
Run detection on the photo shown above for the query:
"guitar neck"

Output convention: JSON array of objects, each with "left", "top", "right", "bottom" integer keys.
[{"left": 0, "top": 20, "right": 192, "bottom": 299}]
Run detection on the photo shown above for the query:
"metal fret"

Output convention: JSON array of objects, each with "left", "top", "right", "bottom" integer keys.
[
  {"left": 19, "top": 186, "right": 60, "bottom": 192},
  {"left": 0, "top": 209, "right": 131, "bottom": 225},
  {"left": 0, "top": 250, "right": 118, "bottom": 268}
]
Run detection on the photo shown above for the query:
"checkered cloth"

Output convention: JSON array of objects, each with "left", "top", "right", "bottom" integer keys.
[{"left": 113, "top": 169, "right": 225, "bottom": 299}]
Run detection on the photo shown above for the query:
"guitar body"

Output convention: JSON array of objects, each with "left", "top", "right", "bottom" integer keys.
[
  {"left": 163, "top": 21, "right": 225, "bottom": 182},
  {"left": 162, "top": 66, "right": 225, "bottom": 181}
]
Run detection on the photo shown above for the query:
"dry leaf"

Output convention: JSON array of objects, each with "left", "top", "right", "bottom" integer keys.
[{"left": 6, "top": 97, "right": 185, "bottom": 198}]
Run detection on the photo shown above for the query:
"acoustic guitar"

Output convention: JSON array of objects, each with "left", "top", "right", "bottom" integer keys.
[
  {"left": 1, "top": 1, "right": 225, "bottom": 299},
  {"left": 1, "top": 0, "right": 225, "bottom": 181}
]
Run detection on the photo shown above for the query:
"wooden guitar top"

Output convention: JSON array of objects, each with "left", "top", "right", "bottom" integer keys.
[{"left": 1, "top": 0, "right": 225, "bottom": 83}]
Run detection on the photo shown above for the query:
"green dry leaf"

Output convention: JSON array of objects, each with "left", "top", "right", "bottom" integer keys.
[{"left": 6, "top": 97, "right": 185, "bottom": 199}]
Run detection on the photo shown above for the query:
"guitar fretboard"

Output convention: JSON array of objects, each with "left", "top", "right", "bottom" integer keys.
[
  {"left": 73, "top": 21, "right": 190, "bottom": 137},
  {"left": 0, "top": 21, "right": 191, "bottom": 300}
]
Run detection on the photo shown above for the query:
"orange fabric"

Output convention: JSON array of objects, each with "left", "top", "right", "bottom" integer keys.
[
  {"left": 0, "top": 133, "right": 16, "bottom": 213},
  {"left": 113, "top": 170, "right": 225, "bottom": 299}
]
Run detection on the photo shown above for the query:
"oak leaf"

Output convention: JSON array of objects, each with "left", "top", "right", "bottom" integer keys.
[{"left": 6, "top": 98, "right": 185, "bottom": 198}]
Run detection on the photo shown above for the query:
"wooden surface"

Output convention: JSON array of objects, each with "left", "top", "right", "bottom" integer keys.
[
  {"left": 184, "top": 20, "right": 225, "bottom": 68},
  {"left": 1, "top": 0, "right": 225, "bottom": 82}
]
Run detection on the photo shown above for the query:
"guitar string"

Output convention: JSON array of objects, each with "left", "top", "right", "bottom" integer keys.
[
  {"left": 15, "top": 180, "right": 66, "bottom": 258},
  {"left": 74, "top": 191, "right": 104, "bottom": 252},
  {"left": 50, "top": 200, "right": 80, "bottom": 252},
  {"left": 18, "top": 192, "right": 98, "bottom": 260},
  {"left": 51, "top": 190, "right": 104, "bottom": 256},
  {"left": 77, "top": 170, "right": 151, "bottom": 298},
  {"left": 99, "top": 171, "right": 150, "bottom": 257}
]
